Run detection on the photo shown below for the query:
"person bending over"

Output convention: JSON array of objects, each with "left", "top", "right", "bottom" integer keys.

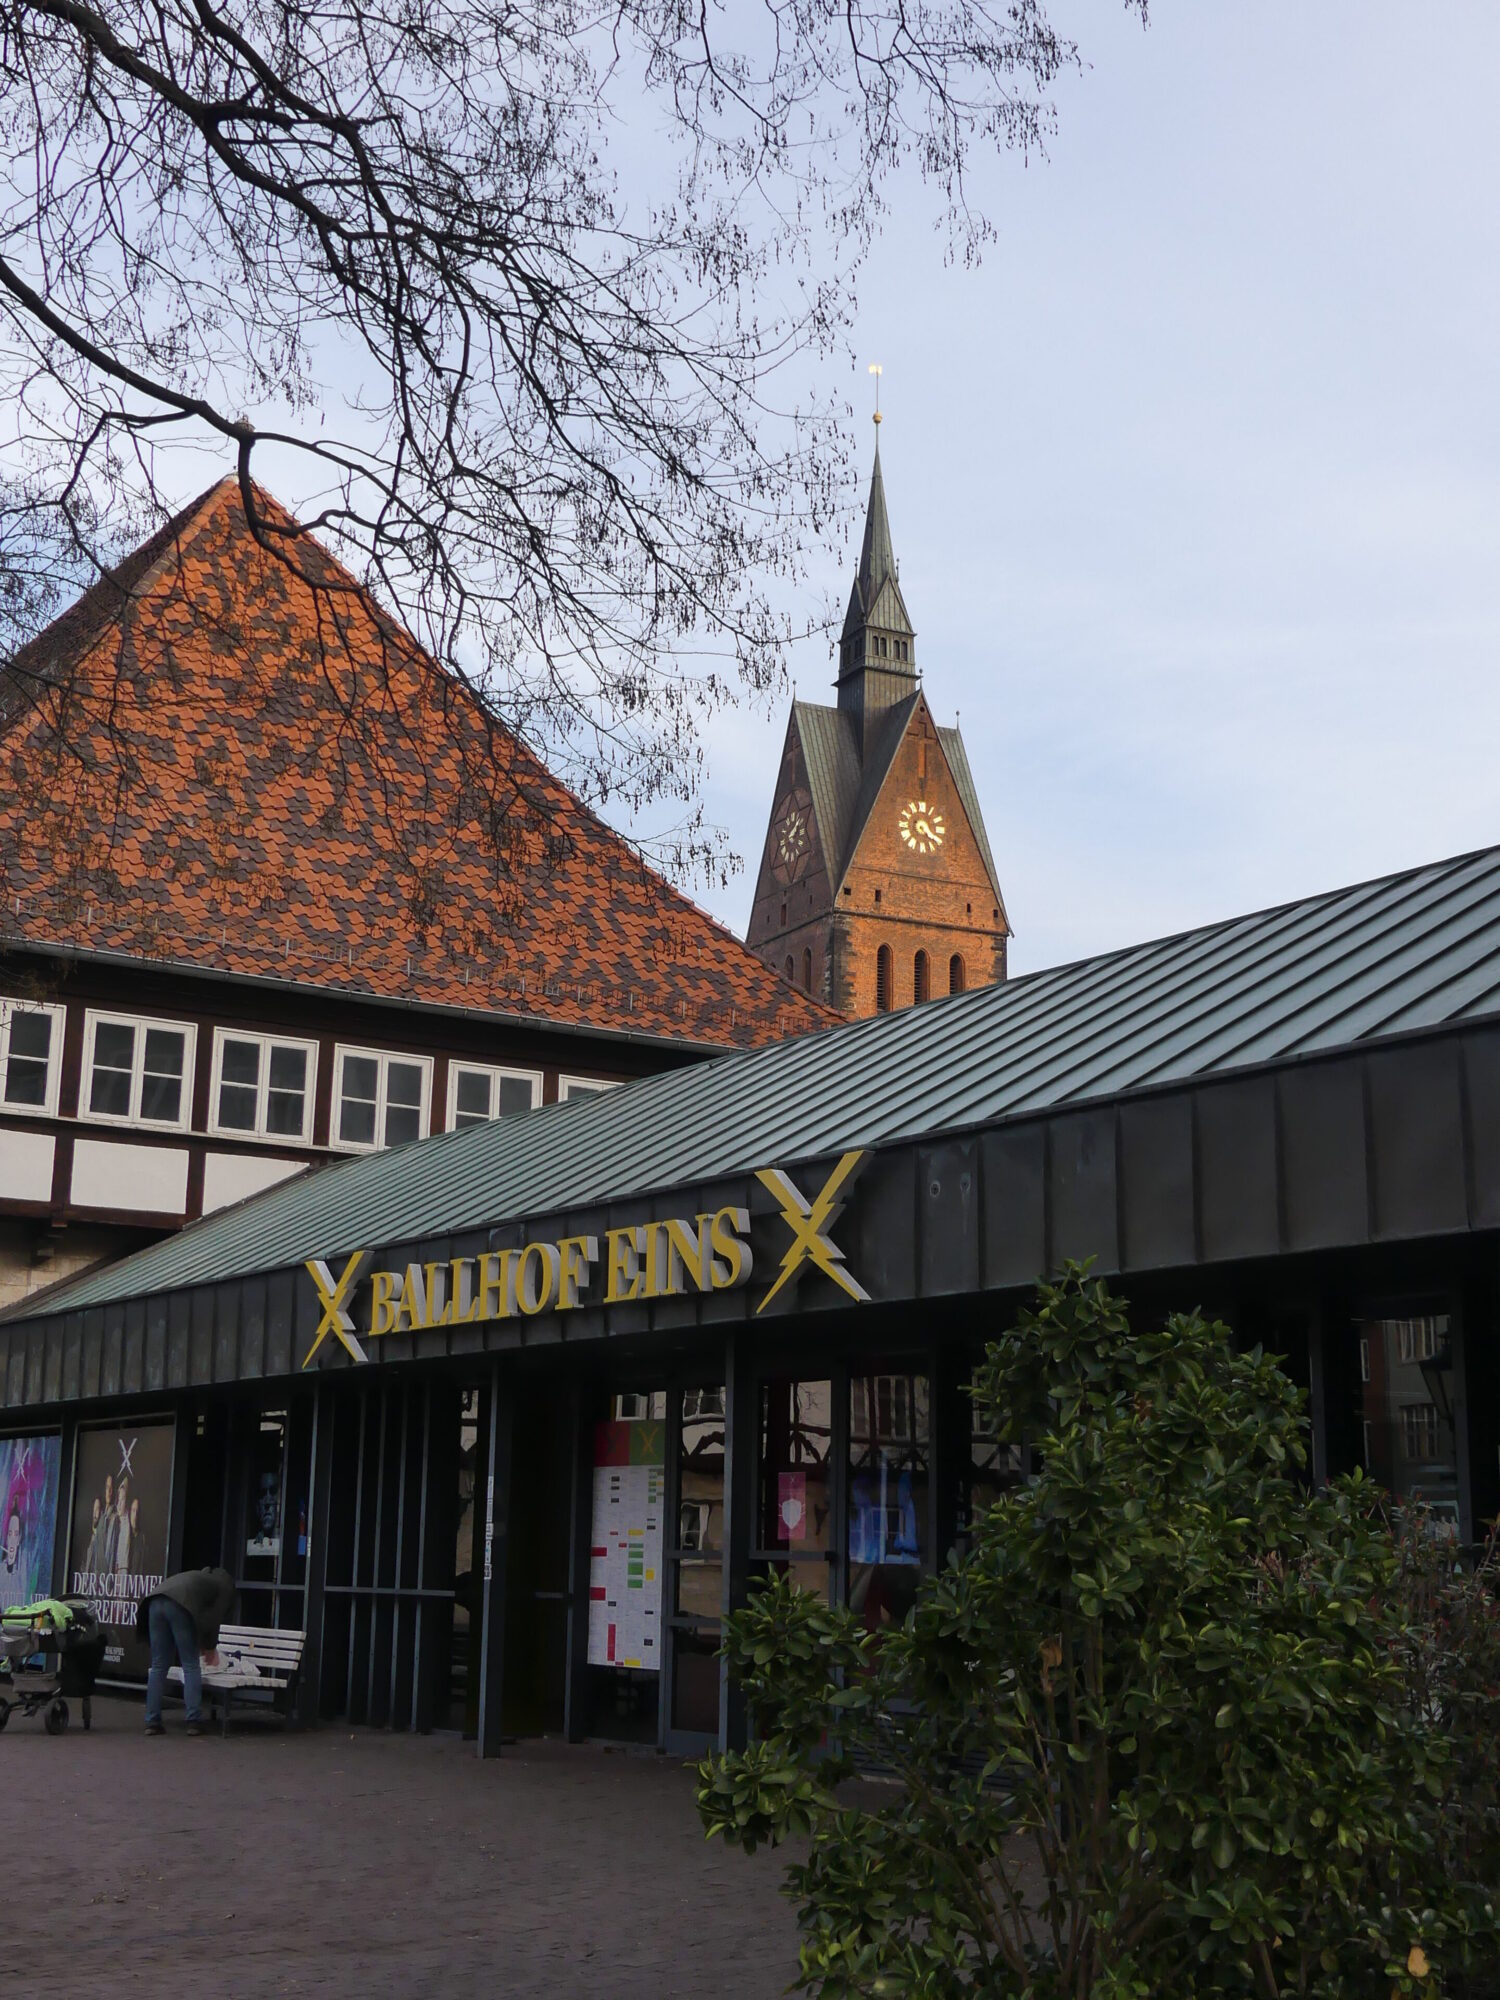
[{"left": 138, "top": 1567, "right": 235, "bottom": 1736}]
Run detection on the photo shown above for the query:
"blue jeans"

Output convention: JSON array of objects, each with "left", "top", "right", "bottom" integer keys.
[{"left": 145, "top": 1597, "right": 202, "bottom": 1725}]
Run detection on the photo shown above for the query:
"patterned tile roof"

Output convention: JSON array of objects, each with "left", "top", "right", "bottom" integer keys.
[{"left": 0, "top": 480, "right": 834, "bottom": 1049}]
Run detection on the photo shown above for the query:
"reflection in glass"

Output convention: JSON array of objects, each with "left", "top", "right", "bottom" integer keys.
[
  {"left": 758, "top": 1379, "right": 833, "bottom": 1566},
  {"left": 672, "top": 1626, "right": 722, "bottom": 1734},
  {"left": 848, "top": 1371, "right": 928, "bottom": 1631},
  {"left": 962, "top": 1365, "right": 1023, "bottom": 1541},
  {"left": 1356, "top": 1312, "right": 1459, "bottom": 1530}
]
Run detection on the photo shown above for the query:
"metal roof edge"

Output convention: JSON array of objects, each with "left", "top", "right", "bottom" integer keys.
[{"left": 8, "top": 1003, "right": 1495, "bottom": 1338}]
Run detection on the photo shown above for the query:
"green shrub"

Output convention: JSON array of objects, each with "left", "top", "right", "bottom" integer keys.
[{"left": 697, "top": 1267, "right": 1500, "bottom": 1996}]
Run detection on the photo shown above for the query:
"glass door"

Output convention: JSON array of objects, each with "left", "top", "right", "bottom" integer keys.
[
  {"left": 665, "top": 1384, "right": 726, "bottom": 1746},
  {"left": 754, "top": 1377, "right": 836, "bottom": 1599}
]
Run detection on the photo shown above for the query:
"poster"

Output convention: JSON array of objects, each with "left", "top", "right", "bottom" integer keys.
[
  {"left": 587, "top": 1419, "right": 665, "bottom": 1671},
  {"left": 68, "top": 1422, "right": 175, "bottom": 1676},
  {"left": 0, "top": 1433, "right": 62, "bottom": 1613}
]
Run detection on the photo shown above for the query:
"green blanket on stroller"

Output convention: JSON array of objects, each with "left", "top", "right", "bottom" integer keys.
[{"left": 1, "top": 1599, "right": 74, "bottom": 1631}]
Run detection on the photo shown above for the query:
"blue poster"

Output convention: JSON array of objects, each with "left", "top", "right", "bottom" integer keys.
[{"left": 0, "top": 1433, "right": 62, "bottom": 1613}]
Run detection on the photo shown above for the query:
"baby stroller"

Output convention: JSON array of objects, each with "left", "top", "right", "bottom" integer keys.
[{"left": 0, "top": 1598, "right": 105, "bottom": 1734}]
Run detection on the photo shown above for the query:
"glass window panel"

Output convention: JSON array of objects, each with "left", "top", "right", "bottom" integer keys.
[
  {"left": 1356, "top": 1312, "right": 1459, "bottom": 1530},
  {"left": 848, "top": 1371, "right": 929, "bottom": 1632},
  {"left": 220, "top": 1038, "right": 260, "bottom": 1086},
  {"left": 338, "top": 1054, "right": 379, "bottom": 1146},
  {"left": 216, "top": 1038, "right": 258, "bottom": 1131},
  {"left": 265, "top": 1044, "right": 308, "bottom": 1136},
  {"left": 758, "top": 1379, "right": 833, "bottom": 1561},
  {"left": 964, "top": 1364, "right": 1023, "bottom": 1538},
  {"left": 383, "top": 1061, "right": 424, "bottom": 1147},
  {"left": 675, "top": 1558, "right": 722, "bottom": 1620},
  {"left": 679, "top": 1383, "right": 725, "bottom": 1557},
  {"left": 386, "top": 1060, "right": 423, "bottom": 1108},
  {"left": 268, "top": 1045, "right": 306, "bottom": 1093},
  {"left": 670, "top": 1626, "right": 722, "bottom": 1734},
  {"left": 217, "top": 1080, "right": 258, "bottom": 1130},
  {"left": 4, "top": 1011, "right": 52, "bottom": 1106},
  {"left": 89, "top": 1021, "right": 136, "bottom": 1116},
  {"left": 384, "top": 1100, "right": 421, "bottom": 1147},
  {"left": 454, "top": 1068, "right": 492, "bottom": 1124},
  {"left": 138, "top": 1028, "right": 186, "bottom": 1124},
  {"left": 496, "top": 1074, "right": 535, "bottom": 1118}
]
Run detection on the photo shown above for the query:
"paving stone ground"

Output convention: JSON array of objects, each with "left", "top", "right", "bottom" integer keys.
[{"left": 5, "top": 1695, "right": 802, "bottom": 1996}]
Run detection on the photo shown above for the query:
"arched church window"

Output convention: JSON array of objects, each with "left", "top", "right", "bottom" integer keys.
[
  {"left": 875, "top": 945, "right": 893, "bottom": 1014},
  {"left": 949, "top": 953, "right": 966, "bottom": 995},
  {"left": 785, "top": 955, "right": 795, "bottom": 982},
  {"left": 914, "top": 950, "right": 930, "bottom": 1004},
  {"left": 802, "top": 948, "right": 813, "bottom": 990}
]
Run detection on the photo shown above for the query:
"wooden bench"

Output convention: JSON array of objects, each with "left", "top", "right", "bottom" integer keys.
[{"left": 168, "top": 1623, "right": 306, "bottom": 1730}]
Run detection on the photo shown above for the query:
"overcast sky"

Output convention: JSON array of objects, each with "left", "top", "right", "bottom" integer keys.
[{"left": 678, "top": 1, "right": 1500, "bottom": 975}]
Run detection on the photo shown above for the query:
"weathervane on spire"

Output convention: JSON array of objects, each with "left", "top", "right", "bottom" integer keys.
[{"left": 869, "top": 362, "right": 883, "bottom": 426}]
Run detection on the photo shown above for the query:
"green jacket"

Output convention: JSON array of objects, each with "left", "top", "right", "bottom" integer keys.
[{"left": 141, "top": 1568, "right": 235, "bottom": 1648}]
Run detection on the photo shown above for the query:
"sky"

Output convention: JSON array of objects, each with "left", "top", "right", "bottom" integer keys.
[{"left": 678, "top": 1, "right": 1500, "bottom": 974}]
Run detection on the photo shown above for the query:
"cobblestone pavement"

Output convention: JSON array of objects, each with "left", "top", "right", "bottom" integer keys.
[{"left": 6, "top": 1696, "right": 802, "bottom": 1997}]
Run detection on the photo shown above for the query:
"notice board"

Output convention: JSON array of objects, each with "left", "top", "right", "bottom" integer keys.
[{"left": 587, "top": 1418, "right": 665, "bottom": 1671}]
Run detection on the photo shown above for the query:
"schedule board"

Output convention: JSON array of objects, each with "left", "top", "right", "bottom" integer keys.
[{"left": 587, "top": 1419, "right": 665, "bottom": 1671}]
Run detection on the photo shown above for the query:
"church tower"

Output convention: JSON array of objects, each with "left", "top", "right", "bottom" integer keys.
[{"left": 746, "top": 427, "right": 1010, "bottom": 1017}]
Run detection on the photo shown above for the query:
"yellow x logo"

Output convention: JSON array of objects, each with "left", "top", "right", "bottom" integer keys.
[
  {"left": 302, "top": 1250, "right": 373, "bottom": 1369},
  {"left": 755, "top": 1151, "right": 869, "bottom": 1314}
]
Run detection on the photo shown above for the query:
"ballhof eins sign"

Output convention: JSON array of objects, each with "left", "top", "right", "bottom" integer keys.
[{"left": 302, "top": 1151, "right": 870, "bottom": 1369}]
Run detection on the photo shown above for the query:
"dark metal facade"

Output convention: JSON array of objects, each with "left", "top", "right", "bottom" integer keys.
[{"left": 5, "top": 1019, "right": 1500, "bottom": 1410}]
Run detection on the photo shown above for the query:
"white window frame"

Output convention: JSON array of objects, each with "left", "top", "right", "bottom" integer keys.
[
  {"left": 557, "top": 1075, "right": 621, "bottom": 1102},
  {"left": 330, "top": 1045, "right": 433, "bottom": 1153},
  {"left": 208, "top": 1029, "right": 319, "bottom": 1145},
  {"left": 80, "top": 1010, "right": 197, "bottom": 1132},
  {"left": 0, "top": 998, "right": 66, "bottom": 1118},
  {"left": 445, "top": 1061, "right": 543, "bottom": 1131}
]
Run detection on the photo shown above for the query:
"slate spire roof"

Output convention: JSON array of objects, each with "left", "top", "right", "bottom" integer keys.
[
  {"left": 0, "top": 478, "right": 834, "bottom": 1049},
  {"left": 840, "top": 437, "right": 915, "bottom": 648}
]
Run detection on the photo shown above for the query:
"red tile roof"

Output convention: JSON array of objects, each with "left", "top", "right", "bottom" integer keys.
[{"left": 0, "top": 480, "right": 835, "bottom": 1048}]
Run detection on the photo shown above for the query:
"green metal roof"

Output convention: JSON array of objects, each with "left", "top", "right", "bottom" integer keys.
[{"left": 23, "top": 842, "right": 1500, "bottom": 1317}]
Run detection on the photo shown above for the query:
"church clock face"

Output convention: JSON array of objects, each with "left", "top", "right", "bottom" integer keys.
[
  {"left": 777, "top": 807, "right": 809, "bottom": 867},
  {"left": 769, "top": 787, "right": 815, "bottom": 885},
  {"left": 899, "top": 800, "right": 946, "bottom": 855}
]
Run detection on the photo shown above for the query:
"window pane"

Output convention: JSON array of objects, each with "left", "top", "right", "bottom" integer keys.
[
  {"left": 387, "top": 1061, "right": 423, "bottom": 1108},
  {"left": 8, "top": 1012, "right": 52, "bottom": 1063},
  {"left": 139, "top": 1028, "right": 186, "bottom": 1123},
  {"left": 268, "top": 1045, "right": 306, "bottom": 1093},
  {"left": 265, "top": 1045, "right": 308, "bottom": 1136},
  {"left": 848, "top": 1371, "right": 929, "bottom": 1632},
  {"left": 454, "top": 1069, "right": 492, "bottom": 1124},
  {"left": 220, "top": 1038, "right": 260, "bottom": 1087},
  {"left": 496, "top": 1074, "right": 535, "bottom": 1118},
  {"left": 679, "top": 1384, "right": 725, "bottom": 1555},
  {"left": 89, "top": 1021, "right": 135, "bottom": 1116},
  {"left": 384, "top": 1102, "right": 421, "bottom": 1147},
  {"left": 215, "top": 1037, "right": 259, "bottom": 1130},
  {"left": 1355, "top": 1312, "right": 1459, "bottom": 1530},
  {"left": 758, "top": 1379, "right": 832, "bottom": 1563},
  {"left": 4, "top": 1011, "right": 52, "bottom": 1107},
  {"left": 217, "top": 1081, "right": 258, "bottom": 1131},
  {"left": 383, "top": 1061, "right": 424, "bottom": 1146},
  {"left": 338, "top": 1055, "right": 379, "bottom": 1146}
]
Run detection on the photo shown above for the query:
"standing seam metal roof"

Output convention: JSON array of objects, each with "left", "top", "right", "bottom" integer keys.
[{"left": 22, "top": 842, "right": 1500, "bottom": 1317}]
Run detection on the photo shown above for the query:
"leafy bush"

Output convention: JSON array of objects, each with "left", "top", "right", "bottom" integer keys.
[
  {"left": 1389, "top": 1512, "right": 1500, "bottom": 1998},
  {"left": 697, "top": 1267, "right": 1500, "bottom": 1996}
]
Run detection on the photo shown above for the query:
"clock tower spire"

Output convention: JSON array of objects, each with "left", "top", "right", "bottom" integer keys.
[
  {"left": 836, "top": 426, "right": 918, "bottom": 757},
  {"left": 744, "top": 416, "right": 1010, "bottom": 1019}
]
